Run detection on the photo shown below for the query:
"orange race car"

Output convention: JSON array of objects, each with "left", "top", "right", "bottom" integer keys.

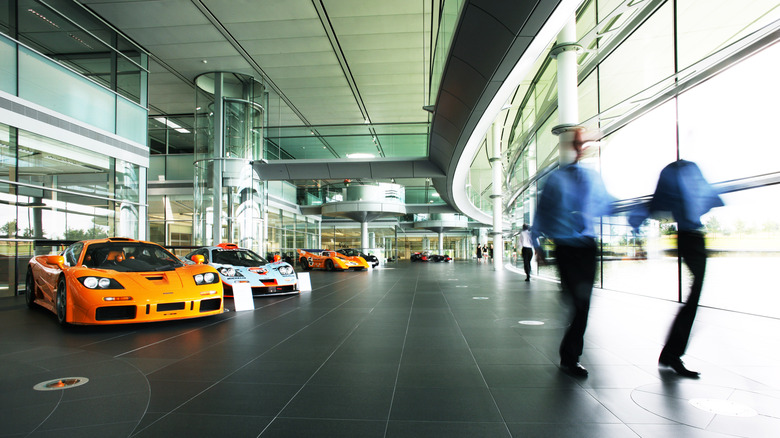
[
  {"left": 296, "top": 249, "right": 369, "bottom": 271},
  {"left": 25, "top": 237, "right": 224, "bottom": 326}
]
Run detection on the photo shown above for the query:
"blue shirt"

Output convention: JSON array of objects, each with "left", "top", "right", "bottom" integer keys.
[
  {"left": 629, "top": 160, "right": 723, "bottom": 232},
  {"left": 532, "top": 163, "right": 614, "bottom": 248}
]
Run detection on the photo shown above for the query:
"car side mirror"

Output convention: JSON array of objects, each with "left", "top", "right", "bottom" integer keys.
[
  {"left": 191, "top": 254, "right": 205, "bottom": 264},
  {"left": 46, "top": 255, "right": 65, "bottom": 269}
]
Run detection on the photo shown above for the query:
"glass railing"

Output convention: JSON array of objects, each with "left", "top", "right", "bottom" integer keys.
[{"left": 0, "top": 33, "right": 147, "bottom": 146}]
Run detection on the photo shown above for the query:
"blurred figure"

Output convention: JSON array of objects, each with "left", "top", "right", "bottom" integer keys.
[
  {"left": 520, "top": 224, "right": 534, "bottom": 281},
  {"left": 630, "top": 159, "right": 723, "bottom": 378},
  {"left": 532, "top": 128, "right": 614, "bottom": 378},
  {"left": 476, "top": 244, "right": 482, "bottom": 262}
]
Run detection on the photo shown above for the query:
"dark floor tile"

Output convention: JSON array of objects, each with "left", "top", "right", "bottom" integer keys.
[
  {"left": 400, "top": 346, "right": 475, "bottom": 366},
  {"left": 471, "top": 345, "right": 554, "bottom": 365},
  {"left": 130, "top": 412, "right": 271, "bottom": 438},
  {"left": 491, "top": 387, "right": 621, "bottom": 424},
  {"left": 146, "top": 379, "right": 214, "bottom": 412},
  {"left": 480, "top": 364, "right": 581, "bottom": 389},
  {"left": 389, "top": 387, "right": 503, "bottom": 422},
  {"left": 396, "top": 363, "right": 485, "bottom": 388},
  {"left": 386, "top": 420, "right": 511, "bottom": 438},
  {"left": 280, "top": 384, "right": 394, "bottom": 420},
  {"left": 176, "top": 381, "right": 300, "bottom": 417},
  {"left": 309, "top": 361, "right": 399, "bottom": 387},
  {"left": 223, "top": 359, "right": 321, "bottom": 385},
  {"left": 505, "top": 423, "right": 639, "bottom": 438},
  {"left": 35, "top": 391, "right": 148, "bottom": 432},
  {"left": 27, "top": 421, "right": 139, "bottom": 438},
  {"left": 261, "top": 418, "right": 386, "bottom": 438},
  {"left": 327, "top": 344, "right": 403, "bottom": 365}
]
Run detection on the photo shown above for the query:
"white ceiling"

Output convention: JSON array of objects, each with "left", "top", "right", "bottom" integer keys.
[{"left": 81, "top": 0, "right": 432, "bottom": 132}]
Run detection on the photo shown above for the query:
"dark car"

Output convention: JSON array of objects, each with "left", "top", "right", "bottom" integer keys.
[
  {"left": 429, "top": 254, "right": 452, "bottom": 262},
  {"left": 410, "top": 252, "right": 430, "bottom": 262},
  {"left": 338, "top": 248, "right": 379, "bottom": 268}
]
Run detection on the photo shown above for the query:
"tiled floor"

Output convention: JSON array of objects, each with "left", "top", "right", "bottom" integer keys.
[{"left": 2, "top": 261, "right": 779, "bottom": 437}]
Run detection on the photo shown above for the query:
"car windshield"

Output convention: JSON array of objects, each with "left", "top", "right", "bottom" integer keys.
[
  {"left": 82, "top": 242, "right": 183, "bottom": 272},
  {"left": 212, "top": 249, "right": 268, "bottom": 267},
  {"left": 339, "top": 249, "right": 358, "bottom": 256}
]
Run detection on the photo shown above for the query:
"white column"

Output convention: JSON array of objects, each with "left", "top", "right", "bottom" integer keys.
[
  {"left": 550, "top": 16, "right": 581, "bottom": 132},
  {"left": 211, "top": 72, "right": 224, "bottom": 245},
  {"left": 491, "top": 120, "right": 503, "bottom": 270},
  {"left": 361, "top": 221, "right": 369, "bottom": 250},
  {"left": 438, "top": 232, "right": 444, "bottom": 254}
]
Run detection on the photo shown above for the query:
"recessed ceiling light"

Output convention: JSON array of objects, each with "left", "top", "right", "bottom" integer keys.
[{"left": 346, "top": 153, "right": 374, "bottom": 159}]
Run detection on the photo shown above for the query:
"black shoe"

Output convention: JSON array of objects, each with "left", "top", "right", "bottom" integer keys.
[
  {"left": 525, "top": 277, "right": 530, "bottom": 281},
  {"left": 560, "top": 361, "right": 588, "bottom": 377},
  {"left": 659, "top": 355, "right": 700, "bottom": 378}
]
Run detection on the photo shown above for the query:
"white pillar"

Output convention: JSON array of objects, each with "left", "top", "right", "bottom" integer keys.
[
  {"left": 491, "top": 120, "right": 503, "bottom": 270},
  {"left": 550, "top": 16, "right": 581, "bottom": 132},
  {"left": 438, "top": 232, "right": 444, "bottom": 254},
  {"left": 361, "top": 221, "right": 369, "bottom": 250}
]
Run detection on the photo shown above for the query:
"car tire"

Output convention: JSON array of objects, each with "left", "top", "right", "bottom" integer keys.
[
  {"left": 300, "top": 258, "right": 311, "bottom": 271},
  {"left": 25, "top": 268, "right": 36, "bottom": 308},
  {"left": 56, "top": 277, "right": 69, "bottom": 326},
  {"left": 325, "top": 259, "right": 334, "bottom": 271}
]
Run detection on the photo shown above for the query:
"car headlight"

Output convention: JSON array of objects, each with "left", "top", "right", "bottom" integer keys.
[
  {"left": 78, "top": 276, "right": 124, "bottom": 289},
  {"left": 277, "top": 265, "right": 294, "bottom": 276},
  {"left": 219, "top": 267, "right": 238, "bottom": 277},
  {"left": 194, "top": 272, "right": 219, "bottom": 285}
]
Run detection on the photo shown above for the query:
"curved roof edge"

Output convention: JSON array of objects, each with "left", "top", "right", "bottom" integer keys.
[{"left": 429, "top": 0, "right": 580, "bottom": 225}]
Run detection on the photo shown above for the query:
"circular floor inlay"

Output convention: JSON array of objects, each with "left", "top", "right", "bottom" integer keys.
[
  {"left": 689, "top": 398, "right": 758, "bottom": 417},
  {"left": 34, "top": 377, "right": 89, "bottom": 391},
  {"left": 519, "top": 320, "right": 545, "bottom": 325},
  {"left": 472, "top": 296, "right": 489, "bottom": 300}
]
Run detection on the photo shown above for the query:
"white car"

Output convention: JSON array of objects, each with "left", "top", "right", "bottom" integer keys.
[{"left": 186, "top": 243, "right": 298, "bottom": 297}]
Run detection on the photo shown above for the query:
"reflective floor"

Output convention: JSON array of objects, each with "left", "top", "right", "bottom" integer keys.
[{"left": 2, "top": 261, "right": 779, "bottom": 437}]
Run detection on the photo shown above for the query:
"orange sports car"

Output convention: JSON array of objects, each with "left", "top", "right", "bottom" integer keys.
[
  {"left": 297, "top": 249, "right": 369, "bottom": 271},
  {"left": 25, "top": 237, "right": 224, "bottom": 325}
]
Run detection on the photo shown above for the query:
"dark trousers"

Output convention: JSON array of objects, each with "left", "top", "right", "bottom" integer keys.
[
  {"left": 555, "top": 240, "right": 597, "bottom": 364},
  {"left": 521, "top": 247, "right": 533, "bottom": 278},
  {"left": 661, "top": 231, "right": 706, "bottom": 359}
]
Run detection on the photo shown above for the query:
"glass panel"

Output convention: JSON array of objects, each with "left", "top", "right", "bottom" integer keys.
[
  {"left": 600, "top": 100, "right": 678, "bottom": 200},
  {"left": 149, "top": 156, "right": 165, "bottom": 181},
  {"left": 0, "top": 35, "right": 16, "bottom": 94},
  {"left": 676, "top": 0, "right": 780, "bottom": 70},
  {"left": 577, "top": 0, "right": 596, "bottom": 41},
  {"left": 17, "top": 130, "right": 111, "bottom": 197},
  {"left": 117, "top": 57, "right": 142, "bottom": 105},
  {"left": 696, "top": 185, "right": 780, "bottom": 318},
  {"left": 598, "top": 3, "right": 674, "bottom": 112},
  {"left": 535, "top": 111, "right": 559, "bottom": 170},
  {"left": 597, "top": 0, "right": 625, "bottom": 21},
  {"left": 116, "top": 159, "right": 140, "bottom": 204},
  {"left": 578, "top": 72, "right": 598, "bottom": 125},
  {"left": 166, "top": 155, "right": 195, "bottom": 181},
  {"left": 534, "top": 59, "right": 558, "bottom": 116},
  {"left": 16, "top": 187, "right": 113, "bottom": 240},
  {"left": 116, "top": 97, "right": 148, "bottom": 145},
  {"left": 18, "top": 46, "right": 115, "bottom": 133},
  {"left": 678, "top": 41, "right": 780, "bottom": 183}
]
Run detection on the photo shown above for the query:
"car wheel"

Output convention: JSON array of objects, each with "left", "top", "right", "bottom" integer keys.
[
  {"left": 300, "top": 258, "right": 311, "bottom": 271},
  {"left": 25, "top": 269, "right": 36, "bottom": 308},
  {"left": 56, "top": 277, "right": 69, "bottom": 326},
  {"left": 325, "top": 259, "right": 334, "bottom": 271}
]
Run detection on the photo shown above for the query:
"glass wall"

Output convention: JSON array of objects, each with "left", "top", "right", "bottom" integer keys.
[
  {"left": 0, "top": 124, "right": 144, "bottom": 296},
  {"left": 502, "top": 0, "right": 780, "bottom": 318},
  {"left": 1, "top": 1, "right": 149, "bottom": 146}
]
